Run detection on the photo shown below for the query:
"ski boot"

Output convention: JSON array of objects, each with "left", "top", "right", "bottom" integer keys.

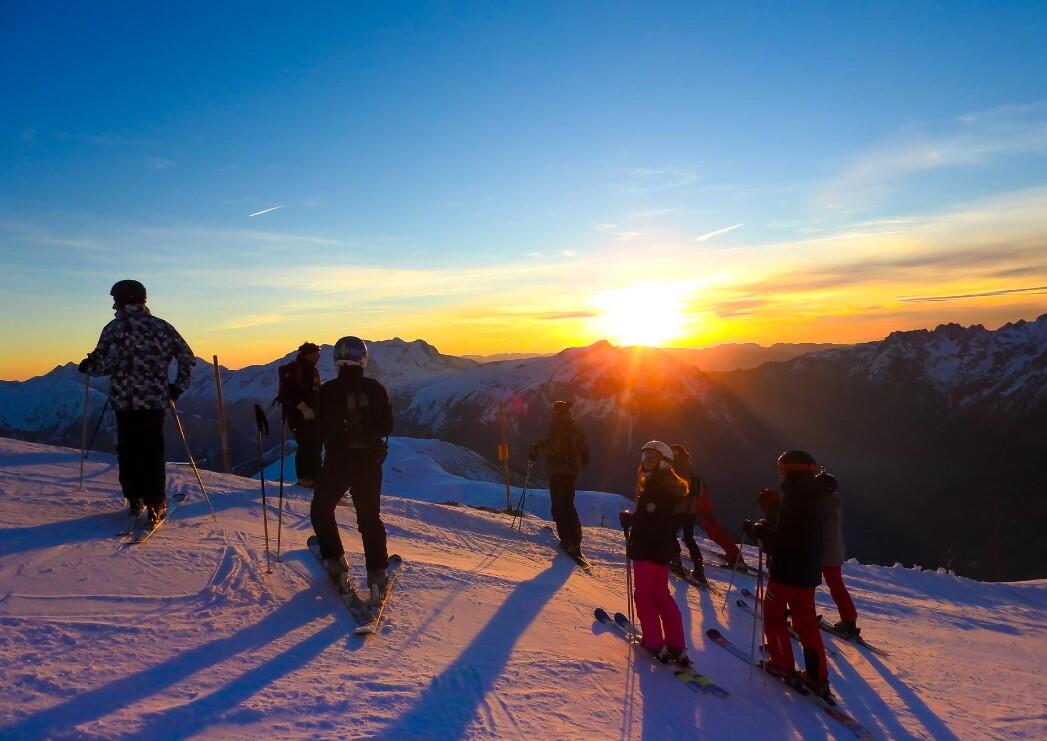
[
  {"left": 832, "top": 620, "right": 861, "bottom": 639},
  {"left": 757, "top": 659, "right": 798, "bottom": 684},
  {"left": 324, "top": 555, "right": 354, "bottom": 594},
  {"left": 669, "top": 556, "right": 688, "bottom": 579},
  {"left": 665, "top": 646, "right": 695, "bottom": 670},
  {"left": 367, "top": 567, "right": 388, "bottom": 603},
  {"left": 690, "top": 561, "right": 708, "bottom": 585},
  {"left": 723, "top": 556, "right": 751, "bottom": 573},
  {"left": 799, "top": 671, "right": 836, "bottom": 704},
  {"left": 147, "top": 502, "right": 167, "bottom": 526},
  {"left": 295, "top": 477, "right": 315, "bottom": 489},
  {"left": 128, "top": 498, "right": 145, "bottom": 516}
]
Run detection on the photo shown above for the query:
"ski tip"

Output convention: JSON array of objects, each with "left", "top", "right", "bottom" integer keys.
[
  {"left": 705, "top": 628, "right": 724, "bottom": 640},
  {"left": 594, "top": 607, "right": 611, "bottom": 622}
]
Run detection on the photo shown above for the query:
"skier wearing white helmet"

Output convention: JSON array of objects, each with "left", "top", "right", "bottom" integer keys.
[{"left": 618, "top": 440, "right": 696, "bottom": 669}]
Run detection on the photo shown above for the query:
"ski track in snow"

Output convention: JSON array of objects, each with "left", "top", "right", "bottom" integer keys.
[{"left": 0, "top": 437, "right": 1045, "bottom": 740}]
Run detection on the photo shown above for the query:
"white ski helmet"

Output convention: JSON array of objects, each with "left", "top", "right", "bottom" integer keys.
[{"left": 640, "top": 440, "right": 674, "bottom": 470}]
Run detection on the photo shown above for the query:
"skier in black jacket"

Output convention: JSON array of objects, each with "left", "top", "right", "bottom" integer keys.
[
  {"left": 311, "top": 336, "right": 394, "bottom": 602},
  {"left": 277, "top": 342, "right": 322, "bottom": 488},
  {"left": 744, "top": 449, "right": 831, "bottom": 700},
  {"left": 78, "top": 280, "right": 196, "bottom": 524}
]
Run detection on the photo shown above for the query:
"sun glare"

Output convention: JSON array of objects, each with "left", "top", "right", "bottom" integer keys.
[{"left": 590, "top": 283, "right": 691, "bottom": 346}]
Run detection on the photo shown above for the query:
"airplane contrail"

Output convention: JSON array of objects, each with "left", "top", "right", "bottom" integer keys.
[
  {"left": 696, "top": 223, "right": 744, "bottom": 242},
  {"left": 249, "top": 205, "right": 285, "bottom": 217}
]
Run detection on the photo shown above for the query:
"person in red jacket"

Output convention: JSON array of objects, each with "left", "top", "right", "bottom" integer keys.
[
  {"left": 619, "top": 441, "right": 695, "bottom": 669},
  {"left": 669, "top": 443, "right": 749, "bottom": 580},
  {"left": 816, "top": 470, "right": 861, "bottom": 638},
  {"left": 745, "top": 449, "right": 832, "bottom": 702}
]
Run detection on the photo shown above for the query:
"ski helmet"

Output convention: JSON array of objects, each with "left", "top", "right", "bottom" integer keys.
[
  {"left": 333, "top": 336, "right": 368, "bottom": 367},
  {"left": 110, "top": 279, "right": 146, "bottom": 306},
  {"left": 636, "top": 439, "right": 670, "bottom": 462},
  {"left": 777, "top": 449, "right": 817, "bottom": 473},
  {"left": 815, "top": 470, "right": 839, "bottom": 493},
  {"left": 298, "top": 341, "right": 320, "bottom": 356}
]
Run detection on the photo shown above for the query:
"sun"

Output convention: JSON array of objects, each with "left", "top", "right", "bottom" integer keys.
[{"left": 590, "top": 283, "right": 691, "bottom": 346}]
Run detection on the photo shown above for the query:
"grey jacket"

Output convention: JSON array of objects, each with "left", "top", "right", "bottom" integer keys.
[
  {"left": 82, "top": 305, "right": 196, "bottom": 411},
  {"left": 821, "top": 490, "right": 846, "bottom": 568}
]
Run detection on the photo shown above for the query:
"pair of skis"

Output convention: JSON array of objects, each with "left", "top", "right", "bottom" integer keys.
[
  {"left": 734, "top": 593, "right": 840, "bottom": 658},
  {"left": 706, "top": 628, "right": 872, "bottom": 739},
  {"left": 542, "top": 526, "right": 593, "bottom": 572},
  {"left": 117, "top": 492, "right": 188, "bottom": 545},
  {"left": 593, "top": 607, "right": 728, "bottom": 699},
  {"left": 307, "top": 535, "right": 403, "bottom": 636}
]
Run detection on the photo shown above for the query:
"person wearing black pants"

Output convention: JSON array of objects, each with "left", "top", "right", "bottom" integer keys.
[
  {"left": 115, "top": 409, "right": 166, "bottom": 507},
  {"left": 311, "top": 335, "right": 394, "bottom": 600},
  {"left": 529, "top": 400, "right": 589, "bottom": 558},
  {"left": 78, "top": 280, "right": 196, "bottom": 524}
]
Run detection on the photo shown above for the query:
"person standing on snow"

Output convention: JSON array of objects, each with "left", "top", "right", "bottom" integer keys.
[
  {"left": 816, "top": 469, "right": 861, "bottom": 638},
  {"left": 619, "top": 441, "right": 695, "bottom": 669},
  {"left": 744, "top": 449, "right": 832, "bottom": 701},
  {"left": 311, "top": 336, "right": 394, "bottom": 602},
  {"left": 668, "top": 443, "right": 750, "bottom": 582},
  {"left": 77, "top": 280, "right": 196, "bottom": 525},
  {"left": 529, "top": 400, "right": 589, "bottom": 559},
  {"left": 757, "top": 472, "right": 861, "bottom": 638},
  {"left": 276, "top": 341, "right": 322, "bottom": 488}
]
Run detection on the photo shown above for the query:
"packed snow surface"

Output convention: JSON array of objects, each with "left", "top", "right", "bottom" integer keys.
[{"left": 0, "top": 437, "right": 1044, "bottom": 739}]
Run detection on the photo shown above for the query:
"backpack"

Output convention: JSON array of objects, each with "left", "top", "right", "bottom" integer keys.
[
  {"left": 339, "top": 389, "right": 373, "bottom": 450},
  {"left": 276, "top": 362, "right": 301, "bottom": 410}
]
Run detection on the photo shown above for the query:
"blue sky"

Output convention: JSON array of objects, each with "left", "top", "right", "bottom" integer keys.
[{"left": 2, "top": 1, "right": 1046, "bottom": 377}]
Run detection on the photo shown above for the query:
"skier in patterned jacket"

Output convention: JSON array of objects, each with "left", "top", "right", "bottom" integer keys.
[{"left": 78, "top": 280, "right": 196, "bottom": 524}]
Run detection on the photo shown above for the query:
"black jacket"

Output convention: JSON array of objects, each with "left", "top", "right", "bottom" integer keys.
[
  {"left": 317, "top": 365, "right": 393, "bottom": 452},
  {"left": 627, "top": 468, "right": 689, "bottom": 565},
  {"left": 763, "top": 473, "right": 825, "bottom": 588},
  {"left": 284, "top": 356, "right": 321, "bottom": 431}
]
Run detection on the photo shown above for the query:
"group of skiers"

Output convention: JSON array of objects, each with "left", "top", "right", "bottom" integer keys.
[
  {"left": 79, "top": 280, "right": 861, "bottom": 693},
  {"left": 79, "top": 281, "right": 395, "bottom": 601}
]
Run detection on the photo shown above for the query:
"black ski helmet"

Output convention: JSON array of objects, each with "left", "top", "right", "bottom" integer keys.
[
  {"left": 777, "top": 449, "right": 817, "bottom": 473},
  {"left": 334, "top": 336, "right": 368, "bottom": 367},
  {"left": 110, "top": 279, "right": 146, "bottom": 306},
  {"left": 815, "top": 470, "right": 839, "bottom": 493}
]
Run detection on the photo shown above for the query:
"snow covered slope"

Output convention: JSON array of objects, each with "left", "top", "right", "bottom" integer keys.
[{"left": 1, "top": 437, "right": 1045, "bottom": 740}]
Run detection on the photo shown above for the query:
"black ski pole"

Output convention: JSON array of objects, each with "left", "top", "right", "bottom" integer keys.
[
  {"left": 624, "top": 525, "right": 638, "bottom": 643},
  {"left": 83, "top": 396, "right": 112, "bottom": 459},
  {"left": 169, "top": 400, "right": 218, "bottom": 521},
  {"left": 721, "top": 528, "right": 748, "bottom": 615},
  {"left": 79, "top": 373, "right": 90, "bottom": 490},
  {"left": 276, "top": 409, "right": 286, "bottom": 561},
  {"left": 511, "top": 459, "right": 533, "bottom": 531},
  {"left": 253, "top": 404, "right": 273, "bottom": 574}
]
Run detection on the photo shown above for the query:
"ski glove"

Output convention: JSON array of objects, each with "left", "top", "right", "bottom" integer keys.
[
  {"left": 296, "top": 401, "right": 316, "bottom": 420},
  {"left": 619, "top": 510, "right": 634, "bottom": 530},
  {"left": 743, "top": 518, "right": 771, "bottom": 541},
  {"left": 168, "top": 384, "right": 184, "bottom": 402}
]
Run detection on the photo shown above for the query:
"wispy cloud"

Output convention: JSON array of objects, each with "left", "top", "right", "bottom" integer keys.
[
  {"left": 899, "top": 285, "right": 1047, "bottom": 303},
  {"left": 696, "top": 223, "right": 744, "bottom": 242},
  {"left": 205, "top": 313, "right": 284, "bottom": 331},
  {"left": 823, "top": 101, "right": 1047, "bottom": 209},
  {"left": 624, "top": 167, "right": 700, "bottom": 194},
  {"left": 596, "top": 223, "right": 639, "bottom": 241},
  {"left": 249, "top": 205, "right": 285, "bottom": 217}
]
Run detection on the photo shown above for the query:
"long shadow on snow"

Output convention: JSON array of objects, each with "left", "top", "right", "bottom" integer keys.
[
  {"left": 0, "top": 589, "right": 332, "bottom": 739},
  {"left": 382, "top": 559, "right": 572, "bottom": 739},
  {"left": 0, "top": 510, "right": 128, "bottom": 558}
]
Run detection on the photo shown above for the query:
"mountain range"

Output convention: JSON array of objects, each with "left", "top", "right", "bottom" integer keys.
[{"left": 2, "top": 318, "right": 1044, "bottom": 579}]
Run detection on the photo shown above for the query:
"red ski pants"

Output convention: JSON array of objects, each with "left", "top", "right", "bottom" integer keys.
[
  {"left": 632, "top": 560, "right": 686, "bottom": 653},
  {"left": 763, "top": 580, "right": 827, "bottom": 681},
  {"left": 822, "top": 565, "right": 858, "bottom": 623},
  {"left": 696, "top": 494, "right": 741, "bottom": 562}
]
